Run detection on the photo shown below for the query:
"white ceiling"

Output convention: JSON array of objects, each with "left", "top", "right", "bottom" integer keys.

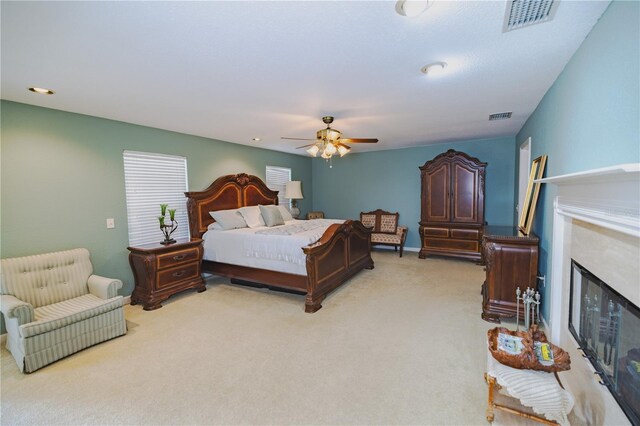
[{"left": 1, "top": 1, "right": 610, "bottom": 156}]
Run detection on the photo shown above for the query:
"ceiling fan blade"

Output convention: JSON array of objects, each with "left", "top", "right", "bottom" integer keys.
[
  {"left": 296, "top": 143, "right": 317, "bottom": 149},
  {"left": 335, "top": 142, "right": 351, "bottom": 150},
  {"left": 339, "top": 138, "right": 379, "bottom": 143},
  {"left": 281, "top": 137, "right": 318, "bottom": 141}
]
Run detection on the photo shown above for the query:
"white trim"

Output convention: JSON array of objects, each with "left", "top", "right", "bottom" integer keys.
[
  {"left": 371, "top": 245, "right": 420, "bottom": 253},
  {"left": 536, "top": 163, "right": 640, "bottom": 184}
]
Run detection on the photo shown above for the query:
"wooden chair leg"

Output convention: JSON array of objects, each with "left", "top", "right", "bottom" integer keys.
[{"left": 485, "top": 373, "right": 496, "bottom": 423}]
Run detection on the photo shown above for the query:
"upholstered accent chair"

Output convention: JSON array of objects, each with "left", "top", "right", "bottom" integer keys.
[
  {"left": 0, "top": 248, "right": 127, "bottom": 373},
  {"left": 306, "top": 211, "right": 325, "bottom": 220},
  {"left": 360, "top": 209, "right": 408, "bottom": 257}
]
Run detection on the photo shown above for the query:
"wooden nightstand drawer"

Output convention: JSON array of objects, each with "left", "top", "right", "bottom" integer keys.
[
  {"left": 157, "top": 247, "right": 200, "bottom": 269},
  {"left": 157, "top": 262, "right": 200, "bottom": 289}
]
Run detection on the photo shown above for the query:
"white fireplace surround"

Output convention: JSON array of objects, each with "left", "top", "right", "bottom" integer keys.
[{"left": 537, "top": 163, "right": 640, "bottom": 424}]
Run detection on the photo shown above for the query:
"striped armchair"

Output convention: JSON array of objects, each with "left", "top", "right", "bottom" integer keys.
[
  {"left": 360, "top": 209, "right": 408, "bottom": 257},
  {"left": 0, "top": 248, "right": 127, "bottom": 373}
]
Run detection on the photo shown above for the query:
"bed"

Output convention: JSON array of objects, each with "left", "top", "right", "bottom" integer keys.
[{"left": 185, "top": 173, "right": 374, "bottom": 313}]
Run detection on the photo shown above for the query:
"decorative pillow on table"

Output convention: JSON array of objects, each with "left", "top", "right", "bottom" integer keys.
[
  {"left": 239, "top": 206, "right": 266, "bottom": 228},
  {"left": 209, "top": 209, "right": 247, "bottom": 230},
  {"left": 277, "top": 205, "right": 294, "bottom": 222},
  {"left": 259, "top": 205, "right": 285, "bottom": 227}
]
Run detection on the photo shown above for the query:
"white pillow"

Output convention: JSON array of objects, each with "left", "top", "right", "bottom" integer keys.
[
  {"left": 277, "top": 205, "right": 293, "bottom": 222},
  {"left": 207, "top": 222, "right": 223, "bottom": 231},
  {"left": 259, "top": 205, "right": 285, "bottom": 227},
  {"left": 209, "top": 209, "right": 248, "bottom": 230},
  {"left": 239, "top": 206, "right": 266, "bottom": 228}
]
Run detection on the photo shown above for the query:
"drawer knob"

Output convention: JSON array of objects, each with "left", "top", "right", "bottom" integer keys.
[
  {"left": 173, "top": 270, "right": 186, "bottom": 278},
  {"left": 173, "top": 255, "right": 185, "bottom": 261}
]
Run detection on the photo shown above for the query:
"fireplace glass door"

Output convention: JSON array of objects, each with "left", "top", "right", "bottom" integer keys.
[{"left": 569, "top": 259, "right": 640, "bottom": 425}]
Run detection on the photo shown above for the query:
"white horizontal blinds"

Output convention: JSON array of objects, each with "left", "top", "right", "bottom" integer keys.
[
  {"left": 123, "top": 151, "right": 189, "bottom": 246},
  {"left": 265, "top": 166, "right": 291, "bottom": 208}
]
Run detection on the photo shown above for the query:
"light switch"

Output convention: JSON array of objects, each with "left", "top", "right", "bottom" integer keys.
[{"left": 106, "top": 218, "right": 115, "bottom": 229}]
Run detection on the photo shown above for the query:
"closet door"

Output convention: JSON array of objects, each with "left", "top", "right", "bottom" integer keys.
[
  {"left": 452, "top": 162, "right": 481, "bottom": 223},
  {"left": 422, "top": 162, "right": 450, "bottom": 222}
]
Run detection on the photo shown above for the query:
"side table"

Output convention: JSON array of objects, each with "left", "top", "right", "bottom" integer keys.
[{"left": 128, "top": 238, "right": 206, "bottom": 310}]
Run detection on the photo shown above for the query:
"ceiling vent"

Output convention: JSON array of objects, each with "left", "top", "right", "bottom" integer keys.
[
  {"left": 489, "top": 112, "right": 512, "bottom": 121},
  {"left": 503, "top": 0, "right": 560, "bottom": 32}
]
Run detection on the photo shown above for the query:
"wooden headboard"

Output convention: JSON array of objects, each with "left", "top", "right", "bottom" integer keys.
[{"left": 185, "top": 173, "right": 279, "bottom": 239}]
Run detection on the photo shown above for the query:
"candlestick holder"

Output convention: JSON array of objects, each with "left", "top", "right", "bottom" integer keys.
[{"left": 158, "top": 204, "right": 178, "bottom": 245}]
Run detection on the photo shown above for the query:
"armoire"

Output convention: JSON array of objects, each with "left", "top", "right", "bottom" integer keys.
[{"left": 419, "top": 149, "right": 486, "bottom": 261}]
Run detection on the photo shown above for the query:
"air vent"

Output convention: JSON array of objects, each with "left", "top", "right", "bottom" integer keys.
[
  {"left": 503, "top": 0, "right": 559, "bottom": 32},
  {"left": 489, "top": 112, "right": 512, "bottom": 121}
]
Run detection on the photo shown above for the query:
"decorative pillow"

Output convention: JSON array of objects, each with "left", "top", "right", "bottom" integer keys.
[
  {"left": 259, "top": 205, "right": 285, "bottom": 227},
  {"left": 277, "top": 205, "right": 293, "bottom": 222},
  {"left": 209, "top": 209, "right": 247, "bottom": 230},
  {"left": 207, "top": 222, "right": 223, "bottom": 231},
  {"left": 239, "top": 206, "right": 266, "bottom": 228}
]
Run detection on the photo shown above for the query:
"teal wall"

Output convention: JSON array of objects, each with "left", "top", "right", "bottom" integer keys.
[
  {"left": 516, "top": 0, "right": 640, "bottom": 319},
  {"left": 311, "top": 137, "right": 517, "bottom": 249},
  {"left": 0, "top": 100, "right": 313, "bottom": 300}
]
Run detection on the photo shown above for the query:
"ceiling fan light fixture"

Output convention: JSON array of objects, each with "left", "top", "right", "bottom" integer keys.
[
  {"left": 337, "top": 145, "right": 350, "bottom": 157},
  {"left": 306, "top": 145, "right": 320, "bottom": 157},
  {"left": 320, "top": 150, "right": 331, "bottom": 159},
  {"left": 421, "top": 61, "right": 448, "bottom": 77},
  {"left": 325, "top": 142, "right": 337, "bottom": 155},
  {"left": 395, "top": 0, "right": 431, "bottom": 17}
]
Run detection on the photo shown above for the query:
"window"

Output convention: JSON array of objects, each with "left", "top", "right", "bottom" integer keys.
[
  {"left": 123, "top": 151, "right": 189, "bottom": 246},
  {"left": 266, "top": 166, "right": 291, "bottom": 208}
]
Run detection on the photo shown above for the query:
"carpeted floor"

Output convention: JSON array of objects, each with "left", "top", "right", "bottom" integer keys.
[{"left": 1, "top": 251, "right": 539, "bottom": 425}]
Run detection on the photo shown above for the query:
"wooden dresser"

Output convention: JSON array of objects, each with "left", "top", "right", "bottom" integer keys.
[
  {"left": 128, "top": 238, "right": 206, "bottom": 310},
  {"left": 481, "top": 226, "right": 539, "bottom": 323},
  {"left": 419, "top": 149, "right": 487, "bottom": 261}
]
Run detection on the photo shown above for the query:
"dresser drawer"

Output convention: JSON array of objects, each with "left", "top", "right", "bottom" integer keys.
[
  {"left": 450, "top": 228, "right": 481, "bottom": 240},
  {"left": 157, "top": 262, "right": 200, "bottom": 289},
  {"left": 423, "top": 227, "right": 449, "bottom": 237},
  {"left": 157, "top": 247, "right": 200, "bottom": 269},
  {"left": 425, "top": 238, "right": 479, "bottom": 252}
]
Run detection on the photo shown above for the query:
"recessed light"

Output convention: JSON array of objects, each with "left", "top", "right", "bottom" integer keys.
[
  {"left": 421, "top": 62, "right": 448, "bottom": 76},
  {"left": 252, "top": 137, "right": 261, "bottom": 141},
  {"left": 28, "top": 87, "right": 55, "bottom": 95},
  {"left": 396, "top": 0, "right": 431, "bottom": 17}
]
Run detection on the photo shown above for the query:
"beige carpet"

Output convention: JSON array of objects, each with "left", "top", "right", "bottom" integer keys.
[{"left": 1, "top": 251, "right": 546, "bottom": 425}]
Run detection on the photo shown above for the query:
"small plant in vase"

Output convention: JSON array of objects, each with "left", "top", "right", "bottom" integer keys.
[{"left": 158, "top": 204, "right": 178, "bottom": 245}]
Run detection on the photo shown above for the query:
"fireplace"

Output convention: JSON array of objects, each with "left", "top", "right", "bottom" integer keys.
[
  {"left": 537, "top": 163, "right": 639, "bottom": 425},
  {"left": 569, "top": 259, "right": 640, "bottom": 425}
]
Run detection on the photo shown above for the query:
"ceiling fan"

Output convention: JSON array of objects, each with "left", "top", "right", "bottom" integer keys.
[{"left": 281, "top": 116, "right": 378, "bottom": 164}]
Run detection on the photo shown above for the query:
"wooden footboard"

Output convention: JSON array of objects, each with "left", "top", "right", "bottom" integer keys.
[{"left": 302, "top": 220, "right": 374, "bottom": 313}]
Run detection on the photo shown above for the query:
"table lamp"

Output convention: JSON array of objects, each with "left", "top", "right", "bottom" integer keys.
[{"left": 285, "top": 181, "right": 303, "bottom": 219}]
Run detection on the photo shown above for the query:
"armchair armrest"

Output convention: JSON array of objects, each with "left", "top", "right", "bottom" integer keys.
[
  {"left": 88, "top": 275, "right": 123, "bottom": 299},
  {"left": 0, "top": 295, "right": 35, "bottom": 325}
]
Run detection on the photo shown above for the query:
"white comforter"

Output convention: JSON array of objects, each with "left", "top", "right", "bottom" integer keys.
[{"left": 202, "top": 219, "right": 344, "bottom": 275}]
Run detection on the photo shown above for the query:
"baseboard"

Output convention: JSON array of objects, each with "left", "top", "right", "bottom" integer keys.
[{"left": 0, "top": 295, "right": 133, "bottom": 346}]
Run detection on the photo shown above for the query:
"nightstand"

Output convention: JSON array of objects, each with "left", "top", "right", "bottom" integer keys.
[{"left": 128, "top": 238, "right": 206, "bottom": 310}]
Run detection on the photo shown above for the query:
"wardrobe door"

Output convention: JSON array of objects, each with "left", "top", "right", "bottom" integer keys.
[
  {"left": 422, "top": 163, "right": 450, "bottom": 222},
  {"left": 451, "top": 162, "right": 481, "bottom": 223}
]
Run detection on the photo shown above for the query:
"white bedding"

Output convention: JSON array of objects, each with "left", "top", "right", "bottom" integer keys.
[{"left": 202, "top": 219, "right": 344, "bottom": 275}]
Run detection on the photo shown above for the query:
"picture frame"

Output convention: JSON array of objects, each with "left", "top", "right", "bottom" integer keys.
[{"left": 518, "top": 155, "right": 547, "bottom": 235}]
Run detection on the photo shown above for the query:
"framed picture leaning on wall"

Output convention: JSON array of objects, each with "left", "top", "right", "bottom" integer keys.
[{"left": 518, "top": 155, "right": 547, "bottom": 235}]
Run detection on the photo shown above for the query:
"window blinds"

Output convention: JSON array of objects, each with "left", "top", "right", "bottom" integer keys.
[
  {"left": 123, "top": 151, "right": 189, "bottom": 247},
  {"left": 265, "top": 166, "right": 291, "bottom": 208}
]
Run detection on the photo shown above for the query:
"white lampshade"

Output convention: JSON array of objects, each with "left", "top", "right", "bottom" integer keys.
[
  {"left": 337, "top": 144, "right": 350, "bottom": 157},
  {"left": 320, "top": 150, "right": 331, "bottom": 159},
  {"left": 306, "top": 145, "right": 320, "bottom": 157},
  {"left": 325, "top": 142, "right": 337, "bottom": 155},
  {"left": 396, "top": 0, "right": 431, "bottom": 17},
  {"left": 285, "top": 181, "right": 303, "bottom": 200}
]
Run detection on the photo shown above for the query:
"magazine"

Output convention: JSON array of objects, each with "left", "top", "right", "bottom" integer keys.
[
  {"left": 534, "top": 341, "right": 555, "bottom": 366},
  {"left": 497, "top": 333, "right": 524, "bottom": 355}
]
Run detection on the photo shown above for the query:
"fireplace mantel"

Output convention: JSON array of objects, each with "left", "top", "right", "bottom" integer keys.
[{"left": 541, "top": 163, "right": 639, "bottom": 425}]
